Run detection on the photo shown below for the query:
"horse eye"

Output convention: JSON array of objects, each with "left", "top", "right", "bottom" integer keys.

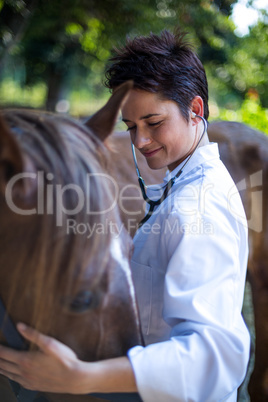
[{"left": 69, "top": 290, "right": 93, "bottom": 313}]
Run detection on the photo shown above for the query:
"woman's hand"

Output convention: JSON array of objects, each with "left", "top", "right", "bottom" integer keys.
[
  {"left": 0, "top": 323, "right": 86, "bottom": 393},
  {"left": 0, "top": 323, "right": 137, "bottom": 395}
]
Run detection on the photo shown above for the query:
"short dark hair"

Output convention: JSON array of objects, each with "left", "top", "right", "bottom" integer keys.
[{"left": 105, "top": 29, "right": 209, "bottom": 121}]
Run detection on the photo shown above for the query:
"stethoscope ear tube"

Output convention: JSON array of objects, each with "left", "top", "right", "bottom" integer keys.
[{"left": 131, "top": 115, "right": 207, "bottom": 226}]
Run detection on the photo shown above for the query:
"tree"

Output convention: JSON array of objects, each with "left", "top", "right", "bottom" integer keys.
[
  {"left": 0, "top": 0, "right": 266, "bottom": 113},
  {"left": 0, "top": 0, "right": 173, "bottom": 109},
  {"left": 228, "top": 18, "right": 268, "bottom": 107},
  {"left": 0, "top": 0, "right": 37, "bottom": 61}
]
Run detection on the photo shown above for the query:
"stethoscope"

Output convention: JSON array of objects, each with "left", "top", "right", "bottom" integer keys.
[{"left": 131, "top": 113, "right": 208, "bottom": 227}]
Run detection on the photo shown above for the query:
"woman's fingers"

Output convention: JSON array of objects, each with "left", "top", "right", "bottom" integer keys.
[
  {"left": 0, "top": 346, "right": 24, "bottom": 369},
  {"left": 0, "top": 350, "right": 37, "bottom": 390},
  {"left": 0, "top": 357, "right": 18, "bottom": 371},
  {"left": 0, "top": 368, "right": 27, "bottom": 388},
  {"left": 17, "top": 323, "right": 55, "bottom": 353},
  {"left": 17, "top": 323, "right": 77, "bottom": 360},
  {"left": 0, "top": 323, "right": 82, "bottom": 392}
]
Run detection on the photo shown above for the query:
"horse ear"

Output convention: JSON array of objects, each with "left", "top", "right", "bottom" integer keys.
[
  {"left": 85, "top": 81, "right": 133, "bottom": 141},
  {"left": 0, "top": 113, "right": 35, "bottom": 200}
]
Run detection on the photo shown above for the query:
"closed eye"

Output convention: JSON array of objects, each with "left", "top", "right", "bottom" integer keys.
[
  {"left": 148, "top": 120, "right": 163, "bottom": 127},
  {"left": 126, "top": 125, "right": 136, "bottom": 132},
  {"left": 126, "top": 121, "right": 163, "bottom": 131}
]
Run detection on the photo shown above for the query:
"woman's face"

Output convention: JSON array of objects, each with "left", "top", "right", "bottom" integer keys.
[{"left": 122, "top": 89, "right": 201, "bottom": 171}]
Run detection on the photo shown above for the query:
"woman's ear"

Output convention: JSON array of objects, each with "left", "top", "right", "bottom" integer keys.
[{"left": 190, "top": 96, "right": 204, "bottom": 121}]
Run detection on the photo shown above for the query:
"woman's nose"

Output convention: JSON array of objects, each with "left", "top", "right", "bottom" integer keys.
[{"left": 132, "top": 128, "right": 152, "bottom": 149}]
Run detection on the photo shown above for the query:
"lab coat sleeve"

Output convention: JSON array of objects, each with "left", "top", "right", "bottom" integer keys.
[{"left": 128, "top": 200, "right": 250, "bottom": 402}]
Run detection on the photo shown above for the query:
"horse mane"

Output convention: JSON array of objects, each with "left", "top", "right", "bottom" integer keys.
[{"left": 0, "top": 109, "right": 115, "bottom": 338}]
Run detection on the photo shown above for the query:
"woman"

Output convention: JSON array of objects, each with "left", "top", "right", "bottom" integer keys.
[{"left": 0, "top": 29, "right": 250, "bottom": 401}]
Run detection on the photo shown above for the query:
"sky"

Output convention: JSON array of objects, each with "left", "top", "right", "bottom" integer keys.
[{"left": 231, "top": 0, "right": 268, "bottom": 36}]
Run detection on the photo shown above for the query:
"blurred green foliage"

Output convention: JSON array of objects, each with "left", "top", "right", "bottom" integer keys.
[
  {"left": 0, "top": 0, "right": 267, "bottom": 135},
  {"left": 0, "top": 78, "right": 46, "bottom": 107},
  {"left": 211, "top": 95, "right": 268, "bottom": 135},
  {"left": 2, "top": 77, "right": 266, "bottom": 135}
]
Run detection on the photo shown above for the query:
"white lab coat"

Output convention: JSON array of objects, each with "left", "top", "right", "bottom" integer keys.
[{"left": 128, "top": 142, "right": 250, "bottom": 402}]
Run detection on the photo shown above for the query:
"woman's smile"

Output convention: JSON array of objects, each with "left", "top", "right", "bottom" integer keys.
[{"left": 142, "top": 147, "right": 164, "bottom": 158}]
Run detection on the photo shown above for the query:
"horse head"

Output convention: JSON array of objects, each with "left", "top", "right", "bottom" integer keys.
[{"left": 0, "top": 82, "right": 142, "bottom": 372}]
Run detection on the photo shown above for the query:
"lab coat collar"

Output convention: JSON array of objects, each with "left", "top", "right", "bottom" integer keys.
[{"left": 163, "top": 142, "right": 219, "bottom": 184}]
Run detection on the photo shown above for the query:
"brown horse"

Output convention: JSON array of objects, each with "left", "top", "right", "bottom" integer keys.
[
  {"left": 110, "top": 121, "right": 268, "bottom": 401},
  {"left": 0, "top": 82, "right": 142, "bottom": 402}
]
